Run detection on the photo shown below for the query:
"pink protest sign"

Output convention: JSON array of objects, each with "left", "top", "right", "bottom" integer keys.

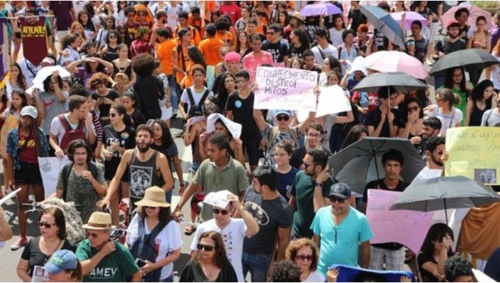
[{"left": 367, "top": 189, "right": 434, "bottom": 253}]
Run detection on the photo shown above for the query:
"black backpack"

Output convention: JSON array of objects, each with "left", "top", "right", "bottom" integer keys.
[
  {"left": 60, "top": 162, "right": 100, "bottom": 201},
  {"left": 187, "top": 88, "right": 210, "bottom": 117},
  {"left": 129, "top": 220, "right": 168, "bottom": 282}
]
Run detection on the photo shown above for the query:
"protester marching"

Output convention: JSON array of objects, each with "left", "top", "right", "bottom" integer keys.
[{"left": 1, "top": 0, "right": 500, "bottom": 282}]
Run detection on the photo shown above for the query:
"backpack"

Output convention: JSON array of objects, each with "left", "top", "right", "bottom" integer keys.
[
  {"left": 42, "top": 198, "right": 85, "bottom": 246},
  {"left": 58, "top": 114, "right": 87, "bottom": 153},
  {"left": 129, "top": 220, "right": 168, "bottom": 282},
  {"left": 186, "top": 88, "right": 210, "bottom": 117},
  {"left": 267, "top": 127, "right": 299, "bottom": 152},
  {"left": 60, "top": 162, "right": 100, "bottom": 201}
]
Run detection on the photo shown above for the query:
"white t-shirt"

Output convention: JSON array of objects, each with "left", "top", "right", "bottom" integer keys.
[
  {"left": 329, "top": 28, "right": 345, "bottom": 48},
  {"left": 426, "top": 106, "right": 463, "bottom": 136},
  {"left": 18, "top": 58, "right": 42, "bottom": 88},
  {"left": 50, "top": 113, "right": 95, "bottom": 144},
  {"left": 305, "top": 270, "right": 326, "bottom": 282},
  {"left": 481, "top": 108, "right": 500, "bottom": 126},
  {"left": 59, "top": 46, "right": 81, "bottom": 66},
  {"left": 180, "top": 87, "right": 214, "bottom": 114},
  {"left": 190, "top": 219, "right": 247, "bottom": 282},
  {"left": 312, "top": 44, "right": 338, "bottom": 65},
  {"left": 165, "top": 5, "right": 186, "bottom": 30},
  {"left": 126, "top": 215, "right": 183, "bottom": 280}
]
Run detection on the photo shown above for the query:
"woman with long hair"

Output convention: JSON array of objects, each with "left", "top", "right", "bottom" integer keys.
[
  {"left": 289, "top": 28, "right": 310, "bottom": 60},
  {"left": 96, "top": 16, "right": 117, "bottom": 49},
  {"left": 69, "top": 21, "right": 88, "bottom": 42},
  {"left": 67, "top": 54, "right": 114, "bottom": 89},
  {"left": 235, "top": 31, "right": 252, "bottom": 59},
  {"left": 126, "top": 186, "right": 182, "bottom": 282},
  {"left": 285, "top": 238, "right": 324, "bottom": 282},
  {"left": 417, "top": 223, "right": 454, "bottom": 282},
  {"left": 176, "top": 28, "right": 193, "bottom": 92},
  {"left": 329, "top": 14, "right": 346, "bottom": 47},
  {"left": 130, "top": 26, "right": 152, "bottom": 58},
  {"left": 44, "top": 250, "right": 83, "bottom": 282},
  {"left": 443, "top": 67, "right": 472, "bottom": 124},
  {"left": 180, "top": 231, "right": 238, "bottom": 282},
  {"left": 151, "top": 119, "right": 184, "bottom": 204},
  {"left": 214, "top": 73, "right": 235, "bottom": 110},
  {"left": 319, "top": 56, "right": 341, "bottom": 87},
  {"left": 398, "top": 98, "right": 424, "bottom": 139},
  {"left": 7, "top": 105, "right": 49, "bottom": 251},
  {"left": 180, "top": 46, "right": 207, "bottom": 89},
  {"left": 341, "top": 124, "right": 368, "bottom": 150},
  {"left": 102, "top": 104, "right": 136, "bottom": 224},
  {"left": 278, "top": 10, "right": 290, "bottom": 27},
  {"left": 90, "top": 72, "right": 121, "bottom": 126},
  {"left": 467, "top": 16, "right": 491, "bottom": 51},
  {"left": 274, "top": 140, "right": 299, "bottom": 201},
  {"left": 6, "top": 63, "right": 28, "bottom": 99},
  {"left": 114, "top": 1, "right": 128, "bottom": 27},
  {"left": 100, "top": 30, "right": 121, "bottom": 63},
  {"left": 466, "top": 79, "right": 496, "bottom": 126},
  {"left": 77, "top": 10, "right": 97, "bottom": 42},
  {"left": 424, "top": 88, "right": 463, "bottom": 137},
  {"left": 112, "top": 43, "right": 134, "bottom": 81},
  {"left": 16, "top": 207, "right": 73, "bottom": 281},
  {"left": 120, "top": 91, "right": 146, "bottom": 127}
]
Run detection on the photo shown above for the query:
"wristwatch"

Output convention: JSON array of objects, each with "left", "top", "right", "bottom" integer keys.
[{"left": 315, "top": 182, "right": 323, "bottom": 188}]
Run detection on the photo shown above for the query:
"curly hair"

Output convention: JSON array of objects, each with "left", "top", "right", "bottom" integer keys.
[
  {"left": 135, "top": 26, "right": 150, "bottom": 40},
  {"left": 132, "top": 53, "right": 155, "bottom": 77},
  {"left": 269, "top": 260, "right": 301, "bottom": 282},
  {"left": 89, "top": 72, "right": 109, "bottom": 88},
  {"left": 285, "top": 238, "right": 320, "bottom": 272}
]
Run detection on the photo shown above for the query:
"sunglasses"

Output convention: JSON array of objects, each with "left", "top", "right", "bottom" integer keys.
[
  {"left": 39, "top": 221, "right": 56, "bottom": 229},
  {"left": 197, "top": 244, "right": 215, "bottom": 252},
  {"left": 329, "top": 196, "right": 346, "bottom": 203},
  {"left": 408, "top": 106, "right": 419, "bottom": 112},
  {"left": 276, "top": 115, "right": 290, "bottom": 121},
  {"left": 213, "top": 208, "right": 229, "bottom": 215},
  {"left": 110, "top": 113, "right": 117, "bottom": 117},
  {"left": 86, "top": 232, "right": 99, "bottom": 239},
  {"left": 296, "top": 254, "right": 313, "bottom": 261}
]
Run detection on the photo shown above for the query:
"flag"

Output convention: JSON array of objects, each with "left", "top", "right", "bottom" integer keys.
[
  {"left": 21, "top": 16, "right": 48, "bottom": 66},
  {"left": 0, "top": 18, "right": 9, "bottom": 90}
]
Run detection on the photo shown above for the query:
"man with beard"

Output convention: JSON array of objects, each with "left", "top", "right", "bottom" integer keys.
[
  {"left": 289, "top": 149, "right": 334, "bottom": 239},
  {"left": 99, "top": 124, "right": 173, "bottom": 222},
  {"left": 174, "top": 133, "right": 249, "bottom": 222},
  {"left": 414, "top": 136, "right": 445, "bottom": 181},
  {"left": 410, "top": 117, "right": 442, "bottom": 158},
  {"left": 361, "top": 150, "right": 408, "bottom": 271},
  {"left": 433, "top": 20, "right": 466, "bottom": 62}
]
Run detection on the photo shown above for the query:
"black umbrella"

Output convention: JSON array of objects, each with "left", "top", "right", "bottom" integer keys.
[
  {"left": 360, "top": 5, "right": 405, "bottom": 47},
  {"left": 390, "top": 175, "right": 500, "bottom": 223},
  {"left": 350, "top": 72, "right": 428, "bottom": 93},
  {"left": 429, "top": 49, "right": 499, "bottom": 76},
  {"left": 328, "top": 137, "right": 426, "bottom": 195}
]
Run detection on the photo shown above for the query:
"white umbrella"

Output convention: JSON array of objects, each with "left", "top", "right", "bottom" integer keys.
[{"left": 31, "top": 66, "right": 71, "bottom": 90}]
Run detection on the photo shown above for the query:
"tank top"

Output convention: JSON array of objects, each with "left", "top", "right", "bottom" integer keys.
[
  {"left": 129, "top": 149, "right": 163, "bottom": 211},
  {"left": 470, "top": 102, "right": 487, "bottom": 126}
]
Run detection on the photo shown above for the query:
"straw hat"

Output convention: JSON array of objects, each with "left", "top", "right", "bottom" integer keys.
[
  {"left": 291, "top": 11, "right": 305, "bottom": 24},
  {"left": 82, "top": 212, "right": 116, "bottom": 230},
  {"left": 135, "top": 186, "right": 171, "bottom": 208}
]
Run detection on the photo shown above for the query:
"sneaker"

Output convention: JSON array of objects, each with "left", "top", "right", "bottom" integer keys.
[{"left": 10, "top": 237, "right": 27, "bottom": 251}]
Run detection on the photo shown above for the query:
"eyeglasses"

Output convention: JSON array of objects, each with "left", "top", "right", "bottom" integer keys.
[
  {"left": 329, "top": 196, "right": 346, "bottom": 203},
  {"left": 296, "top": 254, "right": 313, "bottom": 261},
  {"left": 39, "top": 221, "right": 56, "bottom": 229},
  {"left": 276, "top": 115, "right": 290, "bottom": 121},
  {"left": 266, "top": 32, "right": 275, "bottom": 35},
  {"left": 86, "top": 232, "right": 99, "bottom": 239},
  {"left": 109, "top": 113, "right": 117, "bottom": 117},
  {"left": 408, "top": 106, "right": 419, "bottom": 112},
  {"left": 307, "top": 133, "right": 321, "bottom": 138},
  {"left": 213, "top": 208, "right": 229, "bottom": 215},
  {"left": 197, "top": 244, "right": 215, "bottom": 252}
]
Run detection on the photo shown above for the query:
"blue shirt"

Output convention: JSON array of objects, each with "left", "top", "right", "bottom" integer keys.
[{"left": 311, "top": 206, "right": 374, "bottom": 275}]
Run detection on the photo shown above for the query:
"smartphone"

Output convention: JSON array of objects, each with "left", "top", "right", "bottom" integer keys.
[{"left": 135, "top": 258, "right": 146, "bottom": 268}]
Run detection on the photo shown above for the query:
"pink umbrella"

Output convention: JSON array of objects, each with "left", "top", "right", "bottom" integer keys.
[
  {"left": 364, "top": 51, "right": 428, "bottom": 79},
  {"left": 391, "top": 11, "right": 429, "bottom": 30},
  {"left": 441, "top": 5, "right": 493, "bottom": 30}
]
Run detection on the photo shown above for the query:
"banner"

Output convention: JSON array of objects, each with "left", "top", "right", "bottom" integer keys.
[
  {"left": 445, "top": 127, "right": 500, "bottom": 185},
  {"left": 21, "top": 16, "right": 48, "bottom": 66},
  {"left": 254, "top": 67, "right": 318, "bottom": 111},
  {"left": 367, "top": 189, "right": 434, "bottom": 253},
  {"left": 316, "top": 85, "right": 352, "bottom": 117},
  {"left": 0, "top": 18, "right": 9, "bottom": 90},
  {"left": 38, "top": 157, "right": 70, "bottom": 197}
]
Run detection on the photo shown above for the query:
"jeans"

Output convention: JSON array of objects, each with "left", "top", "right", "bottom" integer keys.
[
  {"left": 242, "top": 251, "right": 273, "bottom": 282},
  {"left": 167, "top": 75, "right": 178, "bottom": 111},
  {"left": 160, "top": 275, "right": 173, "bottom": 282}
]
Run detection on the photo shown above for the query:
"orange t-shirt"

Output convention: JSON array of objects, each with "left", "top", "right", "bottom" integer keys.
[
  {"left": 215, "top": 31, "right": 233, "bottom": 46},
  {"left": 187, "top": 17, "right": 205, "bottom": 38},
  {"left": 156, "top": 39, "right": 177, "bottom": 75},
  {"left": 198, "top": 37, "right": 225, "bottom": 66},
  {"left": 176, "top": 45, "right": 192, "bottom": 84}
]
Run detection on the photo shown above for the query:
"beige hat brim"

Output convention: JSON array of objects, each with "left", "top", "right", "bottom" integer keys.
[
  {"left": 135, "top": 199, "right": 171, "bottom": 208},
  {"left": 81, "top": 224, "right": 117, "bottom": 230}
]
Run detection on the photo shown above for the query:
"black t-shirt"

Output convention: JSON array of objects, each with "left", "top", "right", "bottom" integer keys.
[
  {"left": 262, "top": 39, "right": 289, "bottom": 63},
  {"left": 363, "top": 178, "right": 408, "bottom": 250},
  {"left": 225, "top": 91, "right": 259, "bottom": 139},
  {"left": 290, "top": 146, "right": 332, "bottom": 169},
  {"left": 133, "top": 76, "right": 164, "bottom": 120},
  {"left": 92, "top": 90, "right": 120, "bottom": 118},
  {"left": 128, "top": 109, "right": 146, "bottom": 128},
  {"left": 363, "top": 108, "right": 402, "bottom": 138},
  {"left": 417, "top": 253, "right": 439, "bottom": 282},
  {"left": 348, "top": 8, "right": 367, "bottom": 34},
  {"left": 21, "top": 237, "right": 75, "bottom": 277},
  {"left": 289, "top": 43, "right": 309, "bottom": 59},
  {"left": 103, "top": 125, "right": 136, "bottom": 180},
  {"left": 435, "top": 38, "right": 467, "bottom": 55}
]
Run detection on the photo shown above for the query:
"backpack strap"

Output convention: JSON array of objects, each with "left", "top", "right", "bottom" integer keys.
[
  {"left": 61, "top": 163, "right": 74, "bottom": 201},
  {"left": 58, "top": 114, "right": 72, "bottom": 132},
  {"left": 198, "top": 89, "right": 210, "bottom": 107},
  {"left": 186, "top": 88, "right": 196, "bottom": 107},
  {"left": 290, "top": 127, "right": 299, "bottom": 147},
  {"left": 267, "top": 127, "right": 279, "bottom": 151}
]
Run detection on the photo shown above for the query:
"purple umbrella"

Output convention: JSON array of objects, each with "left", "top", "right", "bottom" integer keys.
[
  {"left": 391, "top": 11, "right": 429, "bottom": 30},
  {"left": 300, "top": 3, "right": 342, "bottom": 17}
]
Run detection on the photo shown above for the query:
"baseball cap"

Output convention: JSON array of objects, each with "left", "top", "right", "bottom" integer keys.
[
  {"left": 447, "top": 19, "right": 461, "bottom": 29},
  {"left": 20, "top": 106, "right": 38, "bottom": 119},
  {"left": 225, "top": 51, "right": 241, "bottom": 63},
  {"left": 43, "top": 250, "right": 78, "bottom": 275},
  {"left": 42, "top": 57, "right": 55, "bottom": 65},
  {"left": 274, "top": 110, "right": 291, "bottom": 117},
  {"left": 328, "top": 182, "right": 352, "bottom": 199}
]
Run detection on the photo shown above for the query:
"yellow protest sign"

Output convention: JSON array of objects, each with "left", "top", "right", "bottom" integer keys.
[{"left": 445, "top": 127, "right": 500, "bottom": 185}]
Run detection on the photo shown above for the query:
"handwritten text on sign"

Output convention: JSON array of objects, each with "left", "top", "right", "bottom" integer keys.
[
  {"left": 254, "top": 67, "right": 318, "bottom": 111},
  {"left": 367, "top": 189, "right": 434, "bottom": 253},
  {"left": 445, "top": 127, "right": 500, "bottom": 185},
  {"left": 38, "top": 157, "right": 70, "bottom": 197}
]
